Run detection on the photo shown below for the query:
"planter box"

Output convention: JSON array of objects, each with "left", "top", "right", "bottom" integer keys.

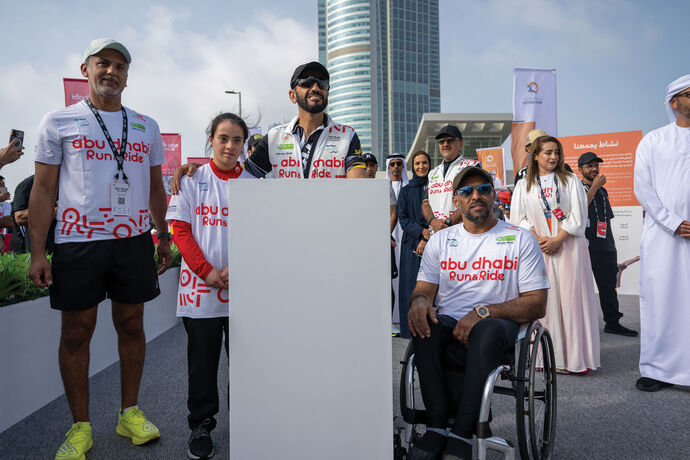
[{"left": 0, "top": 267, "right": 180, "bottom": 434}]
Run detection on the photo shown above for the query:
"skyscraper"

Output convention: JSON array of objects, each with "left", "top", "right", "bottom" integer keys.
[{"left": 318, "top": 0, "right": 440, "bottom": 163}]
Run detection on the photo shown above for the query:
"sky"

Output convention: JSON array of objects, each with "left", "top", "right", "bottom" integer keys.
[{"left": 0, "top": 0, "right": 688, "bottom": 194}]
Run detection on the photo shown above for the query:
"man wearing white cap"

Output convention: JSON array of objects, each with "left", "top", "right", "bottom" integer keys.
[
  {"left": 633, "top": 75, "right": 690, "bottom": 392},
  {"left": 28, "top": 38, "right": 171, "bottom": 458}
]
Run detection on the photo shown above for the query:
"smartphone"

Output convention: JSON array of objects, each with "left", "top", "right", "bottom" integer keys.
[{"left": 9, "top": 129, "right": 24, "bottom": 148}]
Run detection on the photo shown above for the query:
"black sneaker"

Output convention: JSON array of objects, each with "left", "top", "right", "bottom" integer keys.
[
  {"left": 604, "top": 323, "right": 638, "bottom": 337},
  {"left": 636, "top": 377, "right": 673, "bottom": 392},
  {"left": 188, "top": 419, "right": 214, "bottom": 459}
]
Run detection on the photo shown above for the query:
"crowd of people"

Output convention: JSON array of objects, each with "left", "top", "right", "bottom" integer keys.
[{"left": 1, "top": 36, "right": 687, "bottom": 460}]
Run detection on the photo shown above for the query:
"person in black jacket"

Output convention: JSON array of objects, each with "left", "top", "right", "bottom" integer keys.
[{"left": 396, "top": 150, "right": 431, "bottom": 339}]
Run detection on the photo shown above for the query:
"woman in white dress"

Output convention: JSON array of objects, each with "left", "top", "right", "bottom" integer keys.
[{"left": 510, "top": 136, "right": 600, "bottom": 373}]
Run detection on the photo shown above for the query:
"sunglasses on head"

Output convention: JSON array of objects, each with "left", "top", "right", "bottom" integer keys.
[
  {"left": 294, "top": 77, "right": 330, "bottom": 91},
  {"left": 456, "top": 184, "right": 492, "bottom": 197}
]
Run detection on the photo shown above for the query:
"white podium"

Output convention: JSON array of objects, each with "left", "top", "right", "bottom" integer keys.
[{"left": 227, "top": 179, "right": 393, "bottom": 459}]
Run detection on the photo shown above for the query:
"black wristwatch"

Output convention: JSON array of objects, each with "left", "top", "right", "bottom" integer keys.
[
  {"left": 444, "top": 217, "right": 452, "bottom": 226},
  {"left": 157, "top": 231, "right": 171, "bottom": 241}
]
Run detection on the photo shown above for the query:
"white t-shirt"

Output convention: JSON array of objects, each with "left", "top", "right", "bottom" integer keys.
[
  {"left": 35, "top": 100, "right": 165, "bottom": 243},
  {"left": 417, "top": 219, "right": 549, "bottom": 320},
  {"left": 166, "top": 163, "right": 254, "bottom": 318},
  {"left": 537, "top": 173, "right": 556, "bottom": 211}
]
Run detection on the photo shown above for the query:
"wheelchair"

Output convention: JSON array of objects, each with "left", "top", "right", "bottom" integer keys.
[{"left": 393, "top": 321, "right": 557, "bottom": 460}]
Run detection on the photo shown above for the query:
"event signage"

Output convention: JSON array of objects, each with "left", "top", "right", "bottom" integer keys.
[
  {"left": 476, "top": 147, "right": 505, "bottom": 186},
  {"left": 63, "top": 78, "right": 89, "bottom": 107},
  {"left": 161, "top": 133, "right": 182, "bottom": 177},
  {"left": 560, "top": 130, "right": 643, "bottom": 295},
  {"left": 511, "top": 68, "right": 557, "bottom": 173}
]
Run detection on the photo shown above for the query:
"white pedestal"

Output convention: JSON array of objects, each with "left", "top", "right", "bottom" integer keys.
[{"left": 227, "top": 179, "right": 393, "bottom": 460}]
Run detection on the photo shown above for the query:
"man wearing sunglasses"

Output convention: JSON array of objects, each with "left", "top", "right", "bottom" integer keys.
[
  {"left": 243, "top": 61, "right": 365, "bottom": 179},
  {"left": 633, "top": 75, "right": 690, "bottom": 393},
  {"left": 421, "top": 125, "right": 481, "bottom": 234},
  {"left": 408, "top": 166, "right": 548, "bottom": 459}
]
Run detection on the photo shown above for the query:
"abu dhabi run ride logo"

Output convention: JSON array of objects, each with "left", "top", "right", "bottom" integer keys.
[{"left": 523, "top": 81, "right": 543, "bottom": 105}]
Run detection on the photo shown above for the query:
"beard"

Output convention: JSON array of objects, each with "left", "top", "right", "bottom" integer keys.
[
  {"left": 462, "top": 201, "right": 491, "bottom": 223},
  {"left": 297, "top": 90, "right": 328, "bottom": 113}
]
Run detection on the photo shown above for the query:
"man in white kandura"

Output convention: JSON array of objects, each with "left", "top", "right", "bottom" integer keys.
[{"left": 633, "top": 75, "right": 690, "bottom": 392}]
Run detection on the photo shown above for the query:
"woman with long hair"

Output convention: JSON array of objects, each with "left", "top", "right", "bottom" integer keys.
[
  {"left": 510, "top": 136, "right": 600, "bottom": 373},
  {"left": 396, "top": 150, "right": 431, "bottom": 339},
  {"left": 166, "top": 113, "right": 254, "bottom": 459}
]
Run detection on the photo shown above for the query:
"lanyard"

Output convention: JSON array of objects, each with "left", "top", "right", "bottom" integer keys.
[
  {"left": 536, "top": 174, "right": 560, "bottom": 213},
  {"left": 85, "top": 98, "right": 129, "bottom": 183},
  {"left": 581, "top": 181, "right": 608, "bottom": 222}
]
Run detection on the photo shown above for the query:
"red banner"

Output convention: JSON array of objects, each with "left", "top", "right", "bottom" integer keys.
[
  {"left": 187, "top": 157, "right": 211, "bottom": 166},
  {"left": 63, "top": 78, "right": 89, "bottom": 107},
  {"left": 161, "top": 133, "right": 182, "bottom": 177}
]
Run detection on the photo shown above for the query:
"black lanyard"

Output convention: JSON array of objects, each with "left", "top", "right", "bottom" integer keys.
[
  {"left": 536, "top": 174, "right": 560, "bottom": 214},
  {"left": 581, "top": 181, "right": 607, "bottom": 222},
  {"left": 85, "top": 98, "right": 129, "bottom": 183}
]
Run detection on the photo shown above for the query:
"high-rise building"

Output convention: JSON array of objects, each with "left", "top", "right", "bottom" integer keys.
[{"left": 318, "top": 0, "right": 440, "bottom": 164}]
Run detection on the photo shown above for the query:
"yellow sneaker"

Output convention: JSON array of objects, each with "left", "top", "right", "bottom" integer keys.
[
  {"left": 115, "top": 407, "right": 160, "bottom": 445},
  {"left": 55, "top": 422, "right": 93, "bottom": 460}
]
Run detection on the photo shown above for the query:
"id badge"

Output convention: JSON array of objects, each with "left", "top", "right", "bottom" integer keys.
[
  {"left": 111, "top": 179, "right": 132, "bottom": 216},
  {"left": 597, "top": 221, "right": 607, "bottom": 238},
  {"left": 552, "top": 208, "right": 566, "bottom": 221}
]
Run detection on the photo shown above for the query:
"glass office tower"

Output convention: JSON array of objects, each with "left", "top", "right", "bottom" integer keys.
[{"left": 319, "top": 0, "right": 440, "bottom": 164}]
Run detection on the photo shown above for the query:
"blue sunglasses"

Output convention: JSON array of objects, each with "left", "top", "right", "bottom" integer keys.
[{"left": 456, "top": 184, "right": 492, "bottom": 197}]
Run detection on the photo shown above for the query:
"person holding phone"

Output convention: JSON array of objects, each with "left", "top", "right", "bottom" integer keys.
[
  {"left": 509, "top": 136, "right": 600, "bottom": 374},
  {"left": 0, "top": 131, "right": 25, "bottom": 168},
  {"left": 396, "top": 150, "right": 431, "bottom": 339}
]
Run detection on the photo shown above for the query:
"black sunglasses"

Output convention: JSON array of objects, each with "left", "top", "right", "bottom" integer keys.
[
  {"left": 456, "top": 184, "right": 492, "bottom": 197},
  {"left": 295, "top": 77, "right": 330, "bottom": 91}
]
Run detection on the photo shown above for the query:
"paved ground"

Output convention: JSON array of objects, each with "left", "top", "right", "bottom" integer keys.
[{"left": 2, "top": 295, "right": 689, "bottom": 459}]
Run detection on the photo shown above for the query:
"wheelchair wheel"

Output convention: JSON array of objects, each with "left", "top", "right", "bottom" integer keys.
[
  {"left": 399, "top": 340, "right": 416, "bottom": 417},
  {"left": 515, "top": 323, "right": 557, "bottom": 459}
]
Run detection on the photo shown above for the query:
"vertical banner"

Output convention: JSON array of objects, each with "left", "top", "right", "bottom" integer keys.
[
  {"left": 511, "top": 68, "right": 557, "bottom": 173},
  {"left": 560, "top": 130, "right": 643, "bottom": 295},
  {"left": 476, "top": 147, "right": 505, "bottom": 186},
  {"left": 187, "top": 157, "right": 211, "bottom": 166},
  {"left": 161, "top": 133, "right": 182, "bottom": 198},
  {"left": 63, "top": 78, "right": 89, "bottom": 107}
]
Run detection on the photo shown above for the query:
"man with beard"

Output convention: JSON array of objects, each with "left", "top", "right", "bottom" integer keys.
[
  {"left": 243, "top": 61, "right": 365, "bottom": 179},
  {"left": 407, "top": 166, "right": 548, "bottom": 460},
  {"left": 28, "top": 38, "right": 171, "bottom": 459},
  {"left": 577, "top": 151, "right": 637, "bottom": 337}
]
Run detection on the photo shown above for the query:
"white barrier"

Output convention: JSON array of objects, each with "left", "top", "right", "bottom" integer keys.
[
  {"left": 227, "top": 179, "right": 393, "bottom": 460},
  {"left": 0, "top": 267, "right": 180, "bottom": 433}
]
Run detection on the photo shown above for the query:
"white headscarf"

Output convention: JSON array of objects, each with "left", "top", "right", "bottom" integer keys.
[
  {"left": 385, "top": 154, "right": 409, "bottom": 187},
  {"left": 665, "top": 74, "right": 690, "bottom": 122}
]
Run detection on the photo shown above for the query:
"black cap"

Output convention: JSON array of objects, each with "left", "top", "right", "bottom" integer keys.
[
  {"left": 435, "top": 125, "right": 463, "bottom": 140},
  {"left": 452, "top": 166, "right": 493, "bottom": 194},
  {"left": 248, "top": 133, "right": 263, "bottom": 148},
  {"left": 290, "top": 61, "right": 329, "bottom": 88},
  {"left": 362, "top": 153, "right": 377, "bottom": 164},
  {"left": 577, "top": 151, "right": 603, "bottom": 167}
]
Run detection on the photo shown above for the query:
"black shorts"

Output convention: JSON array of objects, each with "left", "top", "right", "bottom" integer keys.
[{"left": 49, "top": 232, "right": 160, "bottom": 311}]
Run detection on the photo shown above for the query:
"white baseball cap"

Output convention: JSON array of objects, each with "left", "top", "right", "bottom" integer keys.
[{"left": 83, "top": 38, "right": 131, "bottom": 64}]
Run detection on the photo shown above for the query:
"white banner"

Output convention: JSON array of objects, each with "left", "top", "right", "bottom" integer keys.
[{"left": 511, "top": 68, "right": 558, "bottom": 172}]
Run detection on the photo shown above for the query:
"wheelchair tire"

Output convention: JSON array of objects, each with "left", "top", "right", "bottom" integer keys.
[
  {"left": 399, "top": 340, "right": 416, "bottom": 418},
  {"left": 515, "top": 323, "right": 557, "bottom": 459}
]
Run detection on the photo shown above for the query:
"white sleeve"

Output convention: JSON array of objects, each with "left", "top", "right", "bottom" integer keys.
[
  {"left": 34, "top": 112, "right": 62, "bottom": 165},
  {"left": 508, "top": 180, "right": 532, "bottom": 230},
  {"left": 560, "top": 173, "right": 587, "bottom": 237},
  {"left": 417, "top": 232, "right": 441, "bottom": 284},
  {"left": 148, "top": 119, "right": 165, "bottom": 167},
  {"left": 634, "top": 134, "right": 684, "bottom": 234},
  {"left": 517, "top": 231, "right": 550, "bottom": 293},
  {"left": 165, "top": 176, "right": 193, "bottom": 224}
]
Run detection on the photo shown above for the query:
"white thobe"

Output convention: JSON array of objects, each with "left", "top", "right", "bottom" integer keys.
[
  {"left": 634, "top": 122, "right": 690, "bottom": 385},
  {"left": 391, "top": 180, "right": 403, "bottom": 321}
]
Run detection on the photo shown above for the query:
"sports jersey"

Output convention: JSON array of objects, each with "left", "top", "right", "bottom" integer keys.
[
  {"left": 426, "top": 156, "right": 481, "bottom": 220},
  {"left": 166, "top": 162, "right": 254, "bottom": 318},
  {"left": 35, "top": 100, "right": 165, "bottom": 243},
  {"left": 417, "top": 220, "right": 549, "bottom": 320}
]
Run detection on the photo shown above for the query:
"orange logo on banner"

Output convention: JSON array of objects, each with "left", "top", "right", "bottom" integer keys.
[
  {"left": 560, "top": 131, "right": 642, "bottom": 207},
  {"left": 476, "top": 147, "right": 505, "bottom": 185}
]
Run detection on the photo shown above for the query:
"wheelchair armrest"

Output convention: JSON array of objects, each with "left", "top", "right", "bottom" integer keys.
[{"left": 515, "top": 321, "right": 531, "bottom": 343}]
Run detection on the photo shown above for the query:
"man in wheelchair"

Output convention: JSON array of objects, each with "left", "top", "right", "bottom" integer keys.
[{"left": 407, "top": 166, "right": 549, "bottom": 460}]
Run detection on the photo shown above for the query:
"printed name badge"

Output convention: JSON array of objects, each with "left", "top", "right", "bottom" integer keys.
[
  {"left": 111, "top": 179, "right": 132, "bottom": 216},
  {"left": 597, "top": 221, "right": 607, "bottom": 238},
  {"left": 552, "top": 208, "right": 566, "bottom": 222}
]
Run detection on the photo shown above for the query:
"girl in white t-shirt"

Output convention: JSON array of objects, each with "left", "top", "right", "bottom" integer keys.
[{"left": 166, "top": 113, "right": 254, "bottom": 459}]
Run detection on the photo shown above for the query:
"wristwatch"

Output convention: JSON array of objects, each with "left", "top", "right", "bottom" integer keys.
[
  {"left": 157, "top": 231, "right": 171, "bottom": 241},
  {"left": 444, "top": 217, "right": 452, "bottom": 226},
  {"left": 475, "top": 305, "right": 490, "bottom": 319}
]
